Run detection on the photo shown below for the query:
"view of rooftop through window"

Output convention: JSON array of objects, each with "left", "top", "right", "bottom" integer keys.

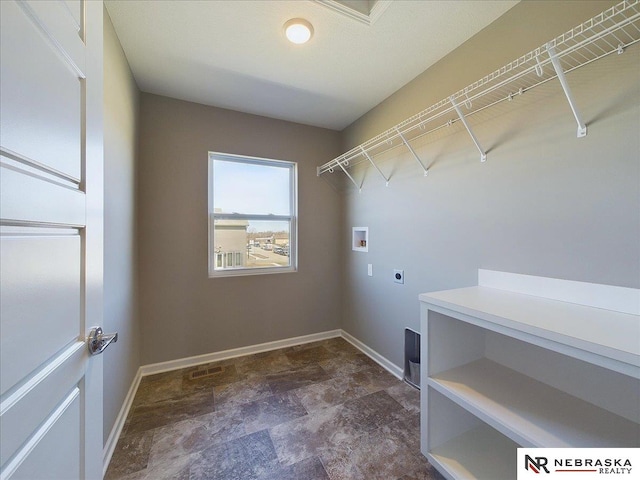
[{"left": 209, "top": 153, "right": 297, "bottom": 276}]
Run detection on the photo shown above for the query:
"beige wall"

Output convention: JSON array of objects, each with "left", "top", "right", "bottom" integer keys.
[
  {"left": 339, "top": 0, "right": 640, "bottom": 367},
  {"left": 103, "top": 8, "right": 140, "bottom": 445},
  {"left": 137, "top": 94, "right": 343, "bottom": 365},
  {"left": 343, "top": 0, "right": 619, "bottom": 150}
]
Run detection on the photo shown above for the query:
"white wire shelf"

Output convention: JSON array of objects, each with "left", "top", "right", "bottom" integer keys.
[{"left": 317, "top": 0, "right": 640, "bottom": 189}]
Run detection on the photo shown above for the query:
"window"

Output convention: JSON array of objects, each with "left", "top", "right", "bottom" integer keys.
[{"left": 208, "top": 152, "right": 297, "bottom": 277}]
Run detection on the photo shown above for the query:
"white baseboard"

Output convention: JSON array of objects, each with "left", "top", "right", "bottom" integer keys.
[
  {"left": 102, "top": 367, "right": 142, "bottom": 477},
  {"left": 340, "top": 330, "right": 403, "bottom": 379},
  {"left": 102, "top": 327, "right": 402, "bottom": 474},
  {"left": 139, "top": 329, "right": 342, "bottom": 377}
]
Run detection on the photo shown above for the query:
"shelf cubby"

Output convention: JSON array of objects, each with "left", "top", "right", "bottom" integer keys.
[
  {"left": 427, "top": 388, "right": 518, "bottom": 480},
  {"left": 429, "top": 358, "right": 639, "bottom": 448}
]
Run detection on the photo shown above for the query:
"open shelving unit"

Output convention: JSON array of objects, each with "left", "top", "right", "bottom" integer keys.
[
  {"left": 317, "top": 0, "right": 640, "bottom": 191},
  {"left": 419, "top": 271, "right": 640, "bottom": 480}
]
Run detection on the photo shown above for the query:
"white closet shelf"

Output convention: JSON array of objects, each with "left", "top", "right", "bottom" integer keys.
[
  {"left": 429, "top": 358, "right": 640, "bottom": 448},
  {"left": 317, "top": 0, "right": 640, "bottom": 189},
  {"left": 428, "top": 423, "right": 518, "bottom": 480},
  {"left": 421, "top": 286, "right": 640, "bottom": 376}
]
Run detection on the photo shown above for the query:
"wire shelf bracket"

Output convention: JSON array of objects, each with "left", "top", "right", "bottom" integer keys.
[
  {"left": 547, "top": 43, "right": 588, "bottom": 137},
  {"left": 361, "top": 146, "right": 390, "bottom": 186},
  {"left": 395, "top": 128, "right": 429, "bottom": 176},
  {"left": 450, "top": 96, "right": 487, "bottom": 162},
  {"left": 336, "top": 159, "right": 362, "bottom": 192},
  {"left": 317, "top": 0, "right": 640, "bottom": 189}
]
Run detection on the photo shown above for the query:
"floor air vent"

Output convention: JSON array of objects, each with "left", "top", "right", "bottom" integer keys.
[
  {"left": 189, "top": 365, "right": 223, "bottom": 380},
  {"left": 404, "top": 328, "right": 420, "bottom": 389}
]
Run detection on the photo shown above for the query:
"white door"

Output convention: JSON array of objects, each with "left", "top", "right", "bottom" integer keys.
[{"left": 1, "top": 1, "right": 104, "bottom": 479}]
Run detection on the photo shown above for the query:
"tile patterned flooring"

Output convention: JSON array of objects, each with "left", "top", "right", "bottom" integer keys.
[{"left": 106, "top": 337, "right": 444, "bottom": 480}]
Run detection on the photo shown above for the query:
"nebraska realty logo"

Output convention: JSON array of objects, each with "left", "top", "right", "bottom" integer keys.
[{"left": 518, "top": 449, "right": 639, "bottom": 479}]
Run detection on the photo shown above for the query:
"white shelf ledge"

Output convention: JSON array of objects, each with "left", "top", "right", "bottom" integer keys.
[
  {"left": 428, "top": 423, "right": 518, "bottom": 480},
  {"left": 420, "top": 286, "right": 640, "bottom": 376},
  {"left": 429, "top": 358, "right": 640, "bottom": 448},
  {"left": 478, "top": 269, "right": 640, "bottom": 315}
]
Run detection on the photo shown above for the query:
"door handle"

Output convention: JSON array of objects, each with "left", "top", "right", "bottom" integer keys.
[{"left": 87, "top": 326, "right": 118, "bottom": 355}]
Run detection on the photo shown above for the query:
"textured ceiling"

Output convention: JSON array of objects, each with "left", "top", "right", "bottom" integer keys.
[{"left": 105, "top": 0, "right": 519, "bottom": 130}]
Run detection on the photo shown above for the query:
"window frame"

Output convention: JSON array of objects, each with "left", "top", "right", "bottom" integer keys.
[{"left": 208, "top": 152, "right": 298, "bottom": 278}]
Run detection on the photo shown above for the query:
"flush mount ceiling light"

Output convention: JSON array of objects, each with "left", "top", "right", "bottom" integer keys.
[{"left": 284, "top": 18, "right": 314, "bottom": 44}]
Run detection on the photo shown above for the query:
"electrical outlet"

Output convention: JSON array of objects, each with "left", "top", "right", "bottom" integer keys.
[{"left": 393, "top": 269, "right": 404, "bottom": 284}]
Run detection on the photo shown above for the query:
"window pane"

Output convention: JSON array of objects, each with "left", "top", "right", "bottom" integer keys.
[
  {"left": 212, "top": 219, "right": 290, "bottom": 271},
  {"left": 213, "top": 158, "right": 291, "bottom": 215}
]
